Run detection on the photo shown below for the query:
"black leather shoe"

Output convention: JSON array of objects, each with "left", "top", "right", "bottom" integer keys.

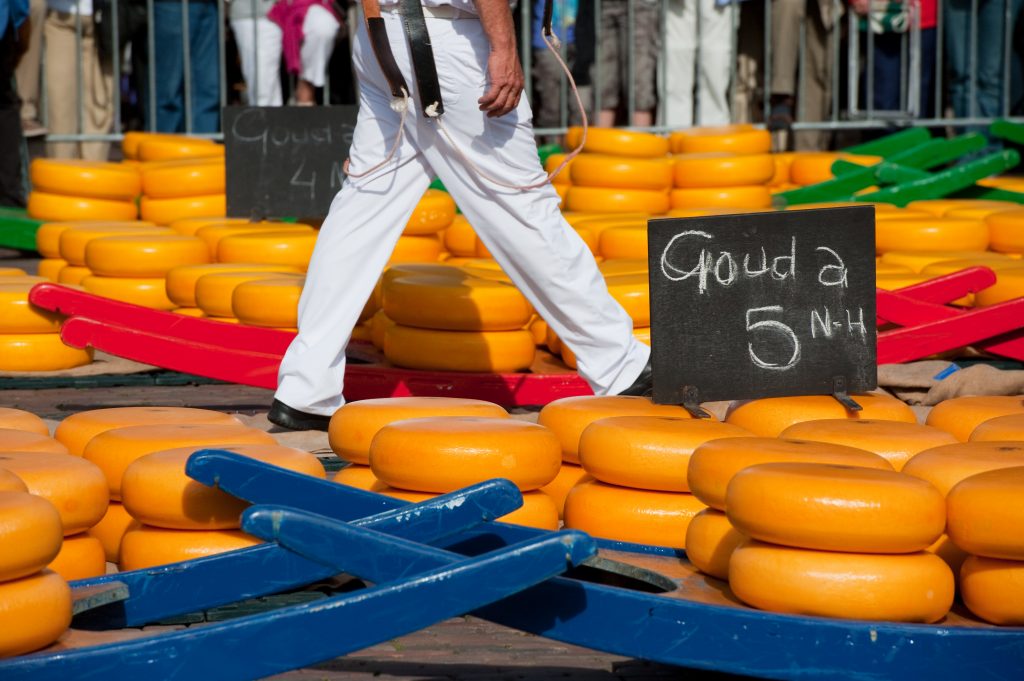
[
  {"left": 267, "top": 399, "right": 332, "bottom": 431},
  {"left": 618, "top": 359, "right": 653, "bottom": 397}
]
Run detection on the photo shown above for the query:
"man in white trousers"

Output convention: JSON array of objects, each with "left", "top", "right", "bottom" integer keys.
[
  {"left": 269, "top": 0, "right": 652, "bottom": 430},
  {"left": 663, "top": 0, "right": 735, "bottom": 127}
]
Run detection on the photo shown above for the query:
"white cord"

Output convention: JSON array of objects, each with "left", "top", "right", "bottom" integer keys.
[{"left": 343, "top": 88, "right": 412, "bottom": 178}]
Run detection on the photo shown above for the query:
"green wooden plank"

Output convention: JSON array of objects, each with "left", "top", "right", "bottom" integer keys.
[
  {"left": 857, "top": 150, "right": 1021, "bottom": 206},
  {"left": 843, "top": 128, "right": 931, "bottom": 157}
]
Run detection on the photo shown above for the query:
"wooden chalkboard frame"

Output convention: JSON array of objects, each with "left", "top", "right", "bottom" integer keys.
[{"left": 647, "top": 206, "right": 877, "bottom": 407}]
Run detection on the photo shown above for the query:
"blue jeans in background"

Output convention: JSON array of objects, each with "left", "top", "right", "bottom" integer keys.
[
  {"left": 945, "top": 0, "right": 1024, "bottom": 119},
  {"left": 152, "top": 0, "right": 221, "bottom": 133}
]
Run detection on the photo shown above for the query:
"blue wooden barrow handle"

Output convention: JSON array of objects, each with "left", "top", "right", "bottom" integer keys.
[{"left": 2, "top": 524, "right": 595, "bottom": 681}]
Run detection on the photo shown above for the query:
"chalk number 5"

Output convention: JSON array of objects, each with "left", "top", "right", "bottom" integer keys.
[{"left": 745, "top": 306, "right": 801, "bottom": 372}]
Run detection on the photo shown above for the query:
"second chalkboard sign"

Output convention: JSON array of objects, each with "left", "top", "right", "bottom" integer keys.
[{"left": 648, "top": 206, "right": 877, "bottom": 407}]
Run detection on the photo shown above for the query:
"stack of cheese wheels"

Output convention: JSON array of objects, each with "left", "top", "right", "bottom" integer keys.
[
  {"left": 118, "top": 443, "right": 325, "bottom": 570},
  {"left": 36, "top": 220, "right": 153, "bottom": 284},
  {"left": 195, "top": 221, "right": 314, "bottom": 260},
  {"left": 986, "top": 208, "right": 1024, "bottom": 254},
  {"left": 725, "top": 462, "right": 953, "bottom": 622},
  {"left": 875, "top": 215, "right": 990, "bottom": 254},
  {"left": 565, "top": 416, "right": 750, "bottom": 549},
  {"left": 368, "top": 416, "right": 561, "bottom": 529},
  {"left": 122, "top": 132, "right": 221, "bottom": 162},
  {"left": 391, "top": 189, "right": 454, "bottom": 265},
  {"left": 27, "top": 159, "right": 140, "bottom": 222},
  {"left": 58, "top": 222, "right": 173, "bottom": 296},
  {"left": 0, "top": 279, "right": 93, "bottom": 371},
  {"left": 232, "top": 277, "right": 305, "bottom": 330},
  {"left": 565, "top": 130, "right": 671, "bottom": 215},
  {"left": 779, "top": 419, "right": 959, "bottom": 471},
  {"left": 381, "top": 268, "right": 536, "bottom": 373},
  {"left": 925, "top": 395, "right": 1024, "bottom": 441},
  {"left": 194, "top": 270, "right": 303, "bottom": 322},
  {"left": 947, "top": 466, "right": 1024, "bottom": 625},
  {"left": 168, "top": 216, "right": 251, "bottom": 237},
  {"left": 0, "top": 490, "right": 72, "bottom": 657},
  {"left": 725, "top": 393, "right": 917, "bottom": 437},
  {"left": 139, "top": 155, "right": 226, "bottom": 226},
  {"left": 670, "top": 152, "right": 773, "bottom": 211},
  {"left": 166, "top": 262, "right": 303, "bottom": 314},
  {"left": 579, "top": 215, "right": 646, "bottom": 260},
  {"left": 217, "top": 229, "right": 318, "bottom": 271},
  {"left": 784, "top": 152, "right": 881, "bottom": 186}
]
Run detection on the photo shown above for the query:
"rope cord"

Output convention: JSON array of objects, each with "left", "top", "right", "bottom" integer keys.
[{"left": 343, "top": 88, "right": 412, "bottom": 178}]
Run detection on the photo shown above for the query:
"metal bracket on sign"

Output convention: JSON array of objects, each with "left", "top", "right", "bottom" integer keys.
[
  {"left": 832, "top": 376, "right": 862, "bottom": 411},
  {"left": 682, "top": 385, "right": 711, "bottom": 419}
]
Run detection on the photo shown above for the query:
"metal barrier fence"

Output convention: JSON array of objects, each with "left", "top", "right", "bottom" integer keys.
[{"left": 25, "top": 0, "right": 1024, "bottom": 148}]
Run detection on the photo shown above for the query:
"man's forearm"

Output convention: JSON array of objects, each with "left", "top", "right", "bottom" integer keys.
[{"left": 473, "top": 0, "right": 516, "bottom": 52}]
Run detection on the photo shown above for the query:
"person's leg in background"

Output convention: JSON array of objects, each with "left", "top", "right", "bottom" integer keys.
[
  {"left": 187, "top": 0, "right": 220, "bottom": 132},
  {"left": 231, "top": 17, "right": 283, "bottom": 106},
  {"left": 944, "top": 0, "right": 971, "bottom": 118},
  {"left": 663, "top": 0, "right": 696, "bottom": 128},
  {"left": 732, "top": 0, "right": 763, "bottom": 124},
  {"left": 768, "top": 0, "right": 803, "bottom": 141},
  {"left": 1, "top": 22, "right": 26, "bottom": 206},
  {"left": 596, "top": 0, "right": 622, "bottom": 127},
  {"left": 14, "top": 0, "right": 44, "bottom": 135},
  {"left": 629, "top": 0, "right": 659, "bottom": 126},
  {"left": 152, "top": 0, "right": 185, "bottom": 132},
  {"left": 44, "top": 11, "right": 80, "bottom": 157},
  {"left": 869, "top": 32, "right": 902, "bottom": 111},
  {"left": 295, "top": 3, "right": 339, "bottom": 104},
  {"left": 919, "top": 27, "right": 937, "bottom": 118},
  {"left": 975, "top": 0, "right": 1024, "bottom": 118},
  {"left": 531, "top": 45, "right": 566, "bottom": 140},
  {"left": 78, "top": 16, "right": 112, "bottom": 160},
  {"left": 696, "top": 0, "right": 734, "bottom": 125},
  {"left": 793, "top": 0, "right": 832, "bottom": 150}
]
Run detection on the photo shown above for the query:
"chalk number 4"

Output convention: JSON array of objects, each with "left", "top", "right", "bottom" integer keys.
[{"left": 746, "top": 306, "right": 801, "bottom": 372}]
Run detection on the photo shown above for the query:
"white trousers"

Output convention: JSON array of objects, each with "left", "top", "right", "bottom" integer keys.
[
  {"left": 299, "top": 4, "right": 339, "bottom": 88},
  {"left": 663, "top": 0, "right": 735, "bottom": 127},
  {"left": 275, "top": 12, "right": 650, "bottom": 415}
]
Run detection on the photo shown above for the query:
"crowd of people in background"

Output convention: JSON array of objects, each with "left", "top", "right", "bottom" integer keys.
[{"left": 1, "top": 0, "right": 1024, "bottom": 184}]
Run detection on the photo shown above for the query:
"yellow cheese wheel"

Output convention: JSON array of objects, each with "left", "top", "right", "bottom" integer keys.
[
  {"left": 0, "top": 334, "right": 93, "bottom": 371},
  {"left": 725, "top": 393, "right": 916, "bottom": 437},
  {"left": 582, "top": 128, "right": 669, "bottom": 158},
  {"left": 57, "top": 266, "right": 92, "bottom": 285},
  {"left": 0, "top": 570, "right": 72, "bottom": 657},
  {"left": 329, "top": 397, "right": 508, "bottom": 464},
  {"left": 598, "top": 226, "right": 647, "bottom": 259},
  {"left": 688, "top": 437, "right": 892, "bottom": 510},
  {"left": 947, "top": 465, "right": 1024, "bottom": 559},
  {"left": 140, "top": 194, "right": 226, "bottom": 225},
  {"left": 59, "top": 224, "right": 171, "bottom": 266},
  {"left": 669, "top": 125, "right": 770, "bottom": 155},
  {"left": 538, "top": 396, "right": 696, "bottom": 464},
  {"left": 28, "top": 191, "right": 138, "bottom": 222},
  {"left": 0, "top": 408, "right": 48, "bottom": 436},
  {"left": 669, "top": 186, "right": 773, "bottom": 210},
  {"left": 985, "top": 209, "right": 1024, "bottom": 253},
  {"left": 902, "top": 441, "right": 1024, "bottom": 496},
  {"left": 0, "top": 282, "right": 63, "bottom": 334},
  {"left": 82, "top": 276, "right": 176, "bottom": 310},
  {"left": 0, "top": 491, "right": 63, "bottom": 581},
  {"left": 729, "top": 540, "right": 953, "bottom": 622},
  {"left": 919, "top": 257, "right": 1024, "bottom": 279},
  {"left": 778, "top": 419, "right": 959, "bottom": 471},
  {"left": 83, "top": 423, "right": 276, "bottom": 499},
  {"left": 30, "top": 159, "right": 141, "bottom": 201},
  {"left": 389, "top": 235, "right": 445, "bottom": 265},
  {"left": 927, "top": 533, "right": 969, "bottom": 576},
  {"left": 603, "top": 273, "right": 650, "bottom": 326},
  {"left": 369, "top": 310, "right": 395, "bottom": 349},
  {"left": 85, "top": 234, "right": 210, "bottom": 278},
  {"left": 974, "top": 268, "right": 1024, "bottom": 306},
  {"left": 123, "top": 132, "right": 206, "bottom": 159},
  {"left": 443, "top": 215, "right": 478, "bottom": 256},
  {"left": 166, "top": 263, "right": 301, "bottom": 307},
  {"left": 673, "top": 153, "right": 774, "bottom": 188},
  {"left": 539, "top": 463, "right": 588, "bottom": 519},
  {"left": 141, "top": 158, "right": 225, "bottom": 198},
  {"left": 945, "top": 204, "right": 1018, "bottom": 221},
  {"left": 926, "top": 396, "right": 1024, "bottom": 442},
  {"left": 566, "top": 187, "right": 670, "bottom": 215},
  {"left": 122, "top": 444, "right": 325, "bottom": 530},
  {"left": 0, "top": 267, "right": 27, "bottom": 277},
  {"left": 570, "top": 155, "right": 673, "bottom": 190},
  {"left": 193, "top": 270, "right": 300, "bottom": 318},
  {"left": 0, "top": 469, "right": 29, "bottom": 492},
  {"left": 906, "top": 199, "right": 1015, "bottom": 217},
  {"left": 384, "top": 275, "right": 532, "bottom": 332},
  {"left": 230, "top": 277, "right": 304, "bottom": 328},
  {"left": 136, "top": 137, "right": 223, "bottom": 162},
  {"left": 47, "top": 532, "right": 105, "bottom": 581},
  {"left": 563, "top": 478, "right": 706, "bottom": 547},
  {"left": 195, "top": 223, "right": 311, "bottom": 259},
  {"left": 369, "top": 417, "right": 560, "bottom": 492},
  {"left": 169, "top": 216, "right": 250, "bottom": 237},
  {"left": 544, "top": 153, "right": 575, "bottom": 185},
  {"left": 36, "top": 258, "right": 67, "bottom": 282},
  {"left": 0, "top": 451, "right": 108, "bottom": 535},
  {"left": 332, "top": 464, "right": 380, "bottom": 491},
  {"left": 218, "top": 230, "right": 317, "bottom": 270},
  {"left": 498, "top": 490, "right": 559, "bottom": 529},
  {"left": 880, "top": 249, "right": 1000, "bottom": 273},
  {"left": 875, "top": 262, "right": 914, "bottom": 275},
  {"left": 960, "top": 555, "right": 1024, "bottom": 625},
  {"left": 55, "top": 406, "right": 243, "bottom": 456},
  {"left": 726, "top": 462, "right": 945, "bottom": 553},
  {"left": 787, "top": 153, "right": 881, "bottom": 186},
  {"left": 877, "top": 216, "right": 990, "bottom": 255},
  {"left": 381, "top": 262, "right": 469, "bottom": 288},
  {"left": 528, "top": 316, "right": 547, "bottom": 345},
  {"left": 969, "top": 413, "right": 1024, "bottom": 442},
  {"left": 86, "top": 501, "right": 136, "bottom": 562},
  {"left": 597, "top": 258, "right": 648, "bottom": 277},
  {"left": 119, "top": 525, "right": 260, "bottom": 570},
  {"left": 405, "top": 189, "right": 455, "bottom": 235},
  {"left": 684, "top": 508, "right": 744, "bottom": 580},
  {"left": 384, "top": 325, "right": 535, "bottom": 373},
  {"left": 578, "top": 416, "right": 751, "bottom": 492},
  {"left": 0, "top": 431, "right": 68, "bottom": 453}
]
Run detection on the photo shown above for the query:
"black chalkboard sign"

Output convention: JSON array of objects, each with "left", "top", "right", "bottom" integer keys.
[
  {"left": 224, "top": 106, "right": 358, "bottom": 219},
  {"left": 647, "top": 206, "right": 877, "bottom": 406}
]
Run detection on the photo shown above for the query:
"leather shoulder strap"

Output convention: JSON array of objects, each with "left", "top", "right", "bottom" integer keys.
[{"left": 399, "top": 0, "right": 445, "bottom": 117}]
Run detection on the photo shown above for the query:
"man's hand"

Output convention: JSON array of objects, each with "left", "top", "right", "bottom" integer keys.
[{"left": 479, "top": 47, "right": 525, "bottom": 117}]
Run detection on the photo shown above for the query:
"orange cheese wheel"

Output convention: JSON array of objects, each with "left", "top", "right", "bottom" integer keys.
[
  {"left": 538, "top": 396, "right": 696, "bottom": 464},
  {"left": 381, "top": 262, "right": 469, "bottom": 288},
  {"left": 498, "top": 490, "right": 559, "bottom": 529},
  {"left": 673, "top": 153, "right": 775, "bottom": 188},
  {"left": 405, "top": 189, "right": 455, "bottom": 235},
  {"left": 370, "top": 417, "right": 560, "bottom": 492},
  {"left": 927, "top": 533, "right": 969, "bottom": 576},
  {"left": 947, "top": 465, "right": 1024, "bottom": 559},
  {"left": 0, "top": 334, "right": 93, "bottom": 371},
  {"left": 919, "top": 257, "right": 1024, "bottom": 279},
  {"left": 218, "top": 230, "right": 317, "bottom": 270},
  {"left": 688, "top": 437, "right": 892, "bottom": 510},
  {"left": 47, "top": 532, "right": 105, "bottom": 581},
  {"left": 82, "top": 275, "right": 176, "bottom": 310},
  {"left": 389, "top": 235, "right": 445, "bottom": 265},
  {"left": 83, "top": 423, "right": 276, "bottom": 499},
  {"left": 902, "top": 441, "right": 1024, "bottom": 496},
  {"left": 669, "top": 125, "right": 769, "bottom": 155},
  {"left": 974, "top": 269, "right": 1024, "bottom": 307},
  {"left": 0, "top": 491, "right": 63, "bottom": 581},
  {"left": 37, "top": 258, "right": 67, "bottom": 282},
  {"left": 28, "top": 191, "right": 138, "bottom": 222},
  {"left": 87, "top": 501, "right": 136, "bottom": 562},
  {"left": 123, "top": 132, "right": 207, "bottom": 159},
  {"left": 0, "top": 570, "right": 72, "bottom": 657},
  {"left": 166, "top": 263, "right": 301, "bottom": 307},
  {"left": 570, "top": 155, "right": 673, "bottom": 190},
  {"left": 0, "top": 429, "right": 69, "bottom": 454},
  {"left": 581, "top": 128, "right": 669, "bottom": 158},
  {"left": 231, "top": 277, "right": 304, "bottom": 328},
  {"left": 196, "top": 223, "right": 311, "bottom": 259},
  {"left": 329, "top": 397, "right": 508, "bottom": 464},
  {"left": 528, "top": 316, "right": 547, "bottom": 345},
  {"left": 0, "top": 451, "right": 108, "bottom": 535},
  {"left": 945, "top": 204, "right": 1018, "bottom": 221},
  {"left": 725, "top": 393, "right": 916, "bottom": 437},
  {"left": 374, "top": 486, "right": 434, "bottom": 503},
  {"left": 136, "top": 137, "right": 223, "bottom": 163},
  {"left": 141, "top": 159, "right": 225, "bottom": 198},
  {"left": 122, "top": 444, "right": 325, "bottom": 530},
  {"left": 59, "top": 224, "right": 171, "bottom": 266},
  {"left": 604, "top": 273, "right": 650, "bottom": 326},
  {"left": 960, "top": 555, "right": 1024, "bottom": 625},
  {"left": 55, "top": 406, "right": 243, "bottom": 456},
  {"left": 787, "top": 153, "right": 881, "bottom": 186},
  {"left": 383, "top": 275, "right": 532, "bottom": 331},
  {"left": 597, "top": 258, "right": 648, "bottom": 277},
  {"left": 599, "top": 226, "right": 647, "bottom": 259},
  {"left": 566, "top": 187, "right": 670, "bottom": 215},
  {"left": 969, "top": 413, "right": 1024, "bottom": 442},
  {"left": 544, "top": 153, "right": 574, "bottom": 185},
  {"left": 0, "top": 282, "right": 62, "bottom": 333},
  {"left": 684, "top": 508, "right": 744, "bottom": 580},
  {"left": 0, "top": 469, "right": 28, "bottom": 492},
  {"left": 729, "top": 540, "right": 953, "bottom": 623},
  {"left": 778, "top": 419, "right": 958, "bottom": 471},
  {"left": 369, "top": 310, "right": 395, "bottom": 349},
  {"left": 384, "top": 325, "right": 535, "bottom": 373},
  {"left": 880, "top": 249, "right": 999, "bottom": 273},
  {"left": 30, "top": 159, "right": 141, "bottom": 201},
  {"left": 986, "top": 209, "right": 1024, "bottom": 253},
  {"left": 669, "top": 186, "right": 773, "bottom": 210},
  {"left": 876, "top": 217, "right": 989, "bottom": 254},
  {"left": 169, "top": 216, "right": 250, "bottom": 237},
  {"left": 119, "top": 525, "right": 260, "bottom": 571},
  {"left": 85, "top": 234, "right": 210, "bottom": 277},
  {"left": 194, "top": 270, "right": 300, "bottom": 318},
  {"left": 906, "top": 199, "right": 1014, "bottom": 217},
  {"left": 443, "top": 215, "right": 478, "bottom": 256},
  {"left": 726, "top": 462, "right": 945, "bottom": 553},
  {"left": 0, "top": 268, "right": 27, "bottom": 278},
  {"left": 139, "top": 194, "right": 226, "bottom": 225},
  {"left": 539, "top": 463, "right": 588, "bottom": 519},
  {"left": 579, "top": 416, "right": 751, "bottom": 492},
  {"left": 332, "top": 464, "right": 380, "bottom": 491},
  {"left": 925, "top": 396, "right": 1024, "bottom": 442},
  {"left": 563, "top": 478, "right": 706, "bottom": 548},
  {"left": 57, "top": 266, "right": 92, "bottom": 285}
]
